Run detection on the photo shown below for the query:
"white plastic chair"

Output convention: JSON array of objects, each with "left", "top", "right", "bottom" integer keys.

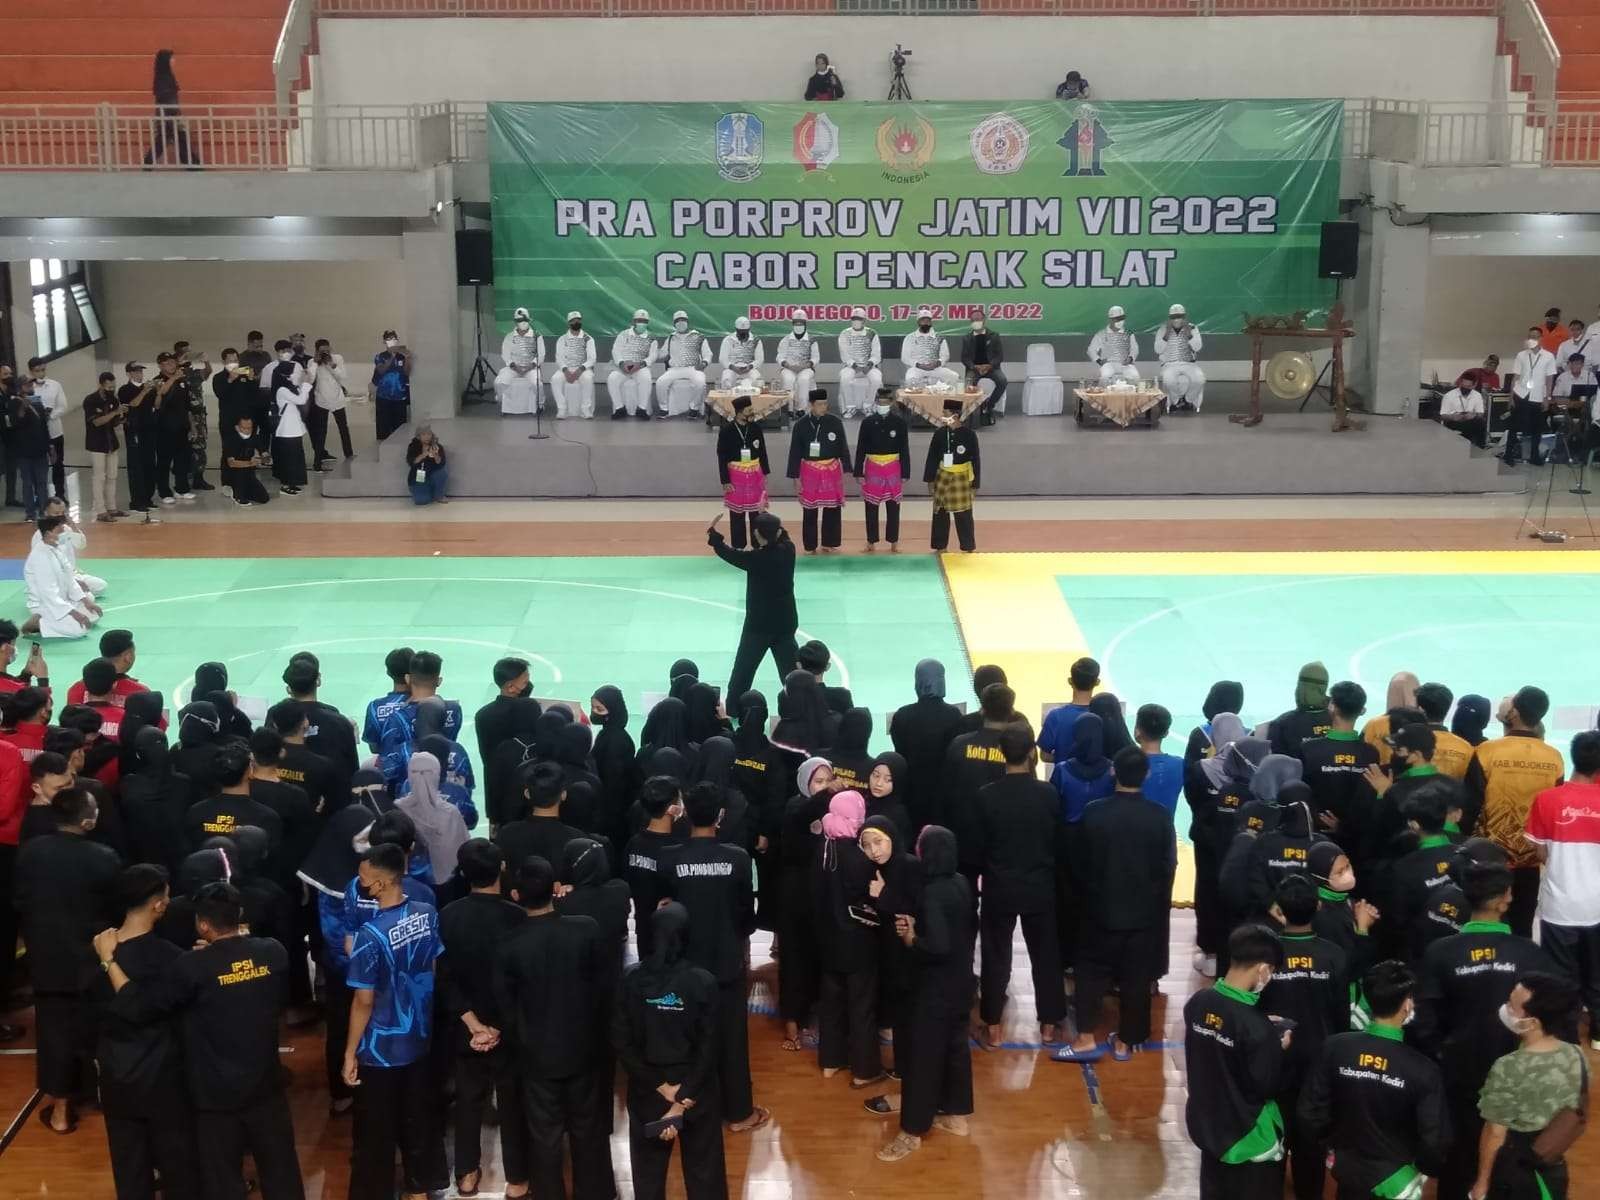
[{"left": 1022, "top": 342, "right": 1064, "bottom": 416}]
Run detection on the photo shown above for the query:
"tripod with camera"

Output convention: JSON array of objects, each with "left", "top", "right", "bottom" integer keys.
[{"left": 888, "top": 44, "right": 913, "bottom": 101}]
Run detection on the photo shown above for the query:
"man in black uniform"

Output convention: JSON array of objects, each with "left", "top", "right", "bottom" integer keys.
[
  {"left": 1298, "top": 679, "right": 1378, "bottom": 839},
  {"left": 1182, "top": 923, "right": 1290, "bottom": 1200},
  {"left": 889, "top": 658, "right": 964, "bottom": 832},
  {"left": 438, "top": 839, "right": 529, "bottom": 1198},
  {"left": 663, "top": 782, "right": 768, "bottom": 1133},
  {"left": 940, "top": 682, "right": 1019, "bottom": 896},
  {"left": 184, "top": 742, "right": 283, "bottom": 853},
  {"left": 266, "top": 698, "right": 348, "bottom": 817},
  {"left": 709, "top": 509, "right": 799, "bottom": 702},
  {"left": 117, "top": 361, "right": 161, "bottom": 519},
  {"left": 99, "top": 882, "right": 306, "bottom": 1200},
  {"left": 1300, "top": 960, "right": 1451, "bottom": 1200},
  {"left": 1261, "top": 875, "right": 1350, "bottom": 1200},
  {"left": 796, "top": 639, "right": 853, "bottom": 716},
  {"left": 282, "top": 653, "right": 360, "bottom": 781},
  {"left": 923, "top": 398, "right": 981, "bottom": 553},
  {"left": 852, "top": 386, "right": 911, "bottom": 551},
  {"left": 785, "top": 388, "right": 851, "bottom": 553},
  {"left": 714, "top": 395, "right": 771, "bottom": 550},
  {"left": 624, "top": 775, "right": 684, "bottom": 960},
  {"left": 496, "top": 761, "right": 585, "bottom": 871},
  {"left": 1416, "top": 837, "right": 1507, "bottom": 961},
  {"left": 1364, "top": 724, "right": 1466, "bottom": 878},
  {"left": 1374, "top": 779, "right": 1462, "bottom": 963},
  {"left": 1414, "top": 860, "right": 1555, "bottom": 1200},
  {"left": 977, "top": 724, "right": 1068, "bottom": 1047},
  {"left": 493, "top": 855, "right": 615, "bottom": 1200}
]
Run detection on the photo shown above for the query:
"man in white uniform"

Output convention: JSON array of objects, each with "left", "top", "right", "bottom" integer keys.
[
  {"left": 496, "top": 306, "right": 545, "bottom": 416},
  {"left": 837, "top": 308, "right": 883, "bottom": 418},
  {"left": 1505, "top": 324, "right": 1558, "bottom": 466},
  {"left": 23, "top": 516, "right": 100, "bottom": 640},
  {"left": 1437, "top": 375, "right": 1487, "bottom": 447},
  {"left": 551, "top": 311, "right": 597, "bottom": 421},
  {"left": 1153, "top": 303, "right": 1205, "bottom": 412},
  {"left": 655, "top": 310, "right": 711, "bottom": 417},
  {"left": 900, "top": 307, "right": 959, "bottom": 389},
  {"left": 607, "top": 309, "right": 657, "bottom": 420},
  {"left": 777, "top": 310, "right": 821, "bottom": 414},
  {"left": 27, "top": 356, "right": 69, "bottom": 499},
  {"left": 33, "top": 496, "right": 106, "bottom": 597},
  {"left": 718, "top": 318, "right": 765, "bottom": 391},
  {"left": 1555, "top": 318, "right": 1596, "bottom": 374},
  {"left": 1088, "top": 305, "right": 1140, "bottom": 385}
]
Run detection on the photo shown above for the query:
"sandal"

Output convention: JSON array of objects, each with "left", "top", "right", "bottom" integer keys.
[
  {"left": 876, "top": 1132, "right": 921, "bottom": 1162},
  {"left": 38, "top": 1104, "right": 76, "bottom": 1135},
  {"left": 863, "top": 1094, "right": 901, "bottom": 1115},
  {"left": 1051, "top": 1042, "right": 1107, "bottom": 1064},
  {"left": 780, "top": 1037, "right": 803, "bottom": 1052},
  {"left": 456, "top": 1170, "right": 482, "bottom": 1197},
  {"left": 728, "top": 1105, "right": 770, "bottom": 1134},
  {"left": 850, "top": 1073, "right": 888, "bottom": 1090}
]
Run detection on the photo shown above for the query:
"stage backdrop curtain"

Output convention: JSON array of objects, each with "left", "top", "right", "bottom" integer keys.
[{"left": 488, "top": 99, "right": 1341, "bottom": 342}]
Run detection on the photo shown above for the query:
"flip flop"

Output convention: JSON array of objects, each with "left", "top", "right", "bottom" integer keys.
[
  {"left": 850, "top": 1073, "right": 888, "bottom": 1090},
  {"left": 779, "top": 1037, "right": 803, "bottom": 1052},
  {"left": 1109, "top": 1040, "right": 1138, "bottom": 1062},
  {"left": 456, "top": 1171, "right": 482, "bottom": 1198},
  {"left": 728, "top": 1105, "right": 771, "bottom": 1134},
  {"left": 37, "top": 1104, "right": 76, "bottom": 1135},
  {"left": 1051, "top": 1043, "right": 1107, "bottom": 1064},
  {"left": 863, "top": 1094, "right": 901, "bottom": 1115}
]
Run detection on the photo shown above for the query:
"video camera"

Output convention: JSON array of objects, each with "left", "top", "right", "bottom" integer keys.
[{"left": 890, "top": 44, "right": 912, "bottom": 70}]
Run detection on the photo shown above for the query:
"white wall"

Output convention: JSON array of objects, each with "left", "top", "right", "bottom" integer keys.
[
  {"left": 94, "top": 260, "right": 406, "bottom": 368},
  {"left": 315, "top": 16, "right": 1498, "bottom": 106},
  {"left": 7, "top": 262, "right": 108, "bottom": 416},
  {"left": 1423, "top": 255, "right": 1600, "bottom": 378}
]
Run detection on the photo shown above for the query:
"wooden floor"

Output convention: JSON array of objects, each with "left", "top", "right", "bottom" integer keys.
[{"left": 2, "top": 914, "right": 1596, "bottom": 1199}]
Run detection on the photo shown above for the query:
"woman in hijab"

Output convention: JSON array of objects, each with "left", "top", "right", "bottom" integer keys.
[
  {"left": 397, "top": 750, "right": 469, "bottom": 886},
  {"left": 889, "top": 659, "right": 963, "bottom": 832},
  {"left": 1184, "top": 718, "right": 1270, "bottom": 977},
  {"left": 634, "top": 697, "right": 697, "bottom": 785},
  {"left": 1053, "top": 712, "right": 1114, "bottom": 824},
  {"left": 557, "top": 835, "right": 631, "bottom": 988},
  {"left": 1249, "top": 753, "right": 1304, "bottom": 805},
  {"left": 555, "top": 721, "right": 603, "bottom": 795},
  {"left": 171, "top": 700, "right": 229, "bottom": 794},
  {"left": 1454, "top": 694, "right": 1492, "bottom": 747},
  {"left": 1185, "top": 679, "right": 1245, "bottom": 766},
  {"left": 827, "top": 707, "right": 875, "bottom": 789},
  {"left": 486, "top": 697, "right": 542, "bottom": 829},
  {"left": 120, "top": 724, "right": 191, "bottom": 875},
  {"left": 860, "top": 814, "right": 922, "bottom": 1075},
  {"left": 532, "top": 708, "right": 573, "bottom": 763},
  {"left": 1363, "top": 670, "right": 1420, "bottom": 761},
  {"left": 403, "top": 695, "right": 476, "bottom": 826},
  {"left": 864, "top": 752, "right": 913, "bottom": 843},
  {"left": 869, "top": 825, "right": 976, "bottom": 1162},
  {"left": 117, "top": 691, "right": 168, "bottom": 773},
  {"left": 1088, "top": 692, "right": 1134, "bottom": 756},
  {"left": 778, "top": 756, "right": 837, "bottom": 1049},
  {"left": 589, "top": 685, "right": 635, "bottom": 847},
  {"left": 811, "top": 790, "right": 883, "bottom": 1087},
  {"left": 191, "top": 663, "right": 252, "bottom": 740},
  {"left": 683, "top": 681, "right": 729, "bottom": 746},
  {"left": 1267, "top": 661, "right": 1331, "bottom": 758},
  {"left": 612, "top": 901, "right": 728, "bottom": 1200},
  {"left": 727, "top": 691, "right": 787, "bottom": 931},
  {"left": 771, "top": 669, "right": 838, "bottom": 762},
  {"left": 667, "top": 659, "right": 700, "bottom": 702},
  {"left": 693, "top": 736, "right": 751, "bottom": 852}
]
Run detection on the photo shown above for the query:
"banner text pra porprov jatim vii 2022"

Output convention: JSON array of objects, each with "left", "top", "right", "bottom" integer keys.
[{"left": 488, "top": 99, "right": 1342, "bottom": 338}]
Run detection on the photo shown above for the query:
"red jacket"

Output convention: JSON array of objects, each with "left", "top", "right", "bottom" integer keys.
[
  {"left": 0, "top": 739, "right": 27, "bottom": 846},
  {"left": 66, "top": 675, "right": 149, "bottom": 708}
]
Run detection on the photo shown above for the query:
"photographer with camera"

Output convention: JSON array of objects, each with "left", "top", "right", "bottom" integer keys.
[
  {"left": 1056, "top": 70, "right": 1090, "bottom": 100},
  {"left": 805, "top": 53, "right": 845, "bottom": 101},
  {"left": 310, "top": 338, "right": 353, "bottom": 469}
]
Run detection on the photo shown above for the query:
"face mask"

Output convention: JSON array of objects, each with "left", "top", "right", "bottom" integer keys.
[
  {"left": 1525, "top": 339, "right": 1539, "bottom": 350},
  {"left": 634, "top": 322, "right": 648, "bottom": 333},
  {"left": 737, "top": 330, "right": 748, "bottom": 341},
  {"left": 569, "top": 323, "right": 581, "bottom": 333},
  {"left": 1498, "top": 1003, "right": 1534, "bottom": 1034},
  {"left": 278, "top": 351, "right": 292, "bottom": 362},
  {"left": 1402, "top": 1005, "right": 1416, "bottom": 1027},
  {"left": 793, "top": 324, "right": 806, "bottom": 335},
  {"left": 918, "top": 322, "right": 931, "bottom": 332},
  {"left": 1250, "top": 971, "right": 1269, "bottom": 995},
  {"left": 515, "top": 322, "right": 529, "bottom": 333},
  {"left": 674, "top": 321, "right": 688, "bottom": 333},
  {"left": 971, "top": 322, "right": 984, "bottom": 333},
  {"left": 851, "top": 320, "right": 864, "bottom": 330},
  {"left": 1111, "top": 319, "right": 1125, "bottom": 330},
  {"left": 590, "top": 709, "right": 606, "bottom": 725},
  {"left": 360, "top": 880, "right": 382, "bottom": 901},
  {"left": 384, "top": 339, "right": 398, "bottom": 349},
  {"left": 875, "top": 403, "right": 891, "bottom": 416},
  {"left": 515, "top": 682, "right": 533, "bottom": 698}
]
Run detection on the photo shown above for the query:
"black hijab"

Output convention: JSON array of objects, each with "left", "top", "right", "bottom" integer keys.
[
  {"left": 532, "top": 710, "right": 571, "bottom": 761},
  {"left": 562, "top": 835, "right": 611, "bottom": 887},
  {"left": 639, "top": 697, "right": 693, "bottom": 758},
  {"left": 591, "top": 685, "right": 630, "bottom": 737},
  {"left": 1089, "top": 693, "right": 1133, "bottom": 755},
  {"left": 633, "top": 900, "right": 691, "bottom": 992},
  {"left": 119, "top": 690, "right": 168, "bottom": 775},
  {"left": 668, "top": 660, "right": 700, "bottom": 702},
  {"left": 916, "top": 824, "right": 959, "bottom": 878},
  {"left": 1063, "top": 713, "right": 1109, "bottom": 781},
  {"left": 833, "top": 707, "right": 873, "bottom": 757},
  {"left": 733, "top": 690, "right": 770, "bottom": 754},
  {"left": 684, "top": 682, "right": 726, "bottom": 745},
  {"left": 557, "top": 722, "right": 595, "bottom": 771},
  {"left": 640, "top": 746, "right": 691, "bottom": 784},
  {"left": 696, "top": 736, "right": 736, "bottom": 789},
  {"left": 861, "top": 813, "right": 920, "bottom": 915},
  {"left": 865, "top": 751, "right": 913, "bottom": 841},
  {"left": 1203, "top": 680, "right": 1245, "bottom": 722},
  {"left": 772, "top": 669, "right": 837, "bottom": 754}
]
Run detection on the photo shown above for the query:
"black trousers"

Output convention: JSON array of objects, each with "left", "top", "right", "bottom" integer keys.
[
  {"left": 715, "top": 978, "right": 755, "bottom": 1122},
  {"left": 977, "top": 368, "right": 1009, "bottom": 415},
  {"left": 455, "top": 1047, "right": 529, "bottom": 1183},
  {"left": 323, "top": 966, "right": 352, "bottom": 1102},
  {"left": 801, "top": 504, "right": 841, "bottom": 550},
  {"left": 979, "top": 904, "right": 1067, "bottom": 1026},
  {"left": 1199, "top": 1154, "right": 1284, "bottom": 1200},
  {"left": 349, "top": 1058, "right": 447, "bottom": 1200},
  {"left": 35, "top": 991, "right": 97, "bottom": 1097},
  {"left": 817, "top": 963, "right": 881, "bottom": 1080},
  {"left": 194, "top": 1092, "right": 305, "bottom": 1200},
  {"left": 776, "top": 867, "right": 819, "bottom": 1025},
  {"left": 1439, "top": 1078, "right": 1484, "bottom": 1200},
  {"left": 126, "top": 431, "right": 159, "bottom": 509},
  {"left": 863, "top": 499, "right": 900, "bottom": 545},
  {"left": 106, "top": 1104, "right": 201, "bottom": 1200},
  {"left": 522, "top": 1068, "right": 614, "bottom": 1200},
  {"left": 726, "top": 624, "right": 799, "bottom": 705},
  {"left": 930, "top": 507, "right": 975, "bottom": 552},
  {"left": 376, "top": 398, "right": 409, "bottom": 442},
  {"left": 1073, "top": 924, "right": 1159, "bottom": 1047},
  {"left": 1280, "top": 1077, "right": 1325, "bottom": 1200},
  {"left": 308, "top": 405, "right": 354, "bottom": 464},
  {"left": 1503, "top": 397, "right": 1546, "bottom": 464},
  {"left": 627, "top": 1086, "right": 727, "bottom": 1200},
  {"left": 1445, "top": 415, "right": 1488, "bottom": 448},
  {"left": 273, "top": 436, "right": 307, "bottom": 487},
  {"left": 1508, "top": 866, "right": 1540, "bottom": 938},
  {"left": 1489, "top": 1130, "right": 1568, "bottom": 1200},
  {"left": 899, "top": 999, "right": 972, "bottom": 1137},
  {"left": 49, "top": 433, "right": 65, "bottom": 499},
  {"left": 0, "top": 436, "right": 16, "bottom": 503},
  {"left": 144, "top": 108, "right": 194, "bottom": 165},
  {"left": 728, "top": 510, "right": 749, "bottom": 549},
  {"left": 156, "top": 427, "right": 191, "bottom": 497},
  {"left": 0, "top": 845, "right": 15, "bottom": 1002},
  {"left": 1542, "top": 920, "right": 1600, "bottom": 1029},
  {"left": 224, "top": 466, "right": 271, "bottom": 504},
  {"left": 1192, "top": 834, "right": 1225, "bottom": 956}
]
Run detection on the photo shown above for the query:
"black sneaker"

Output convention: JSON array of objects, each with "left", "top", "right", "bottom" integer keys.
[
  {"left": 611, "top": 409, "right": 628, "bottom": 421},
  {"left": 191, "top": 479, "right": 215, "bottom": 491},
  {"left": 634, "top": 410, "right": 651, "bottom": 420}
]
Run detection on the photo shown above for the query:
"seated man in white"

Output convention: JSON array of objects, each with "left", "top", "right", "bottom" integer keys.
[
  {"left": 718, "top": 318, "right": 765, "bottom": 391},
  {"left": 33, "top": 496, "right": 106, "bottom": 599},
  {"left": 607, "top": 309, "right": 657, "bottom": 420},
  {"left": 551, "top": 311, "right": 598, "bottom": 420},
  {"left": 496, "top": 306, "right": 545, "bottom": 415},
  {"left": 655, "top": 310, "right": 712, "bottom": 417},
  {"left": 837, "top": 308, "right": 883, "bottom": 417},
  {"left": 900, "top": 307, "right": 960, "bottom": 389},
  {"left": 1153, "top": 303, "right": 1204, "bottom": 412},
  {"left": 1437, "top": 374, "right": 1487, "bottom": 448},
  {"left": 777, "top": 309, "right": 820, "bottom": 414},
  {"left": 24, "top": 515, "right": 100, "bottom": 639},
  {"left": 1088, "top": 304, "right": 1140, "bottom": 385}
]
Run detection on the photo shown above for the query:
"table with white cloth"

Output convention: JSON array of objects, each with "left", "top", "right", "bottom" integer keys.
[
  {"left": 896, "top": 388, "right": 985, "bottom": 426},
  {"left": 1074, "top": 386, "right": 1165, "bottom": 428},
  {"left": 707, "top": 389, "right": 790, "bottom": 425}
]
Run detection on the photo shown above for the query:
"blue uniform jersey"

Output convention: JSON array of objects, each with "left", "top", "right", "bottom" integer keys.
[
  {"left": 347, "top": 897, "right": 442, "bottom": 1067},
  {"left": 1038, "top": 703, "right": 1090, "bottom": 762},
  {"left": 363, "top": 690, "right": 408, "bottom": 754},
  {"left": 331, "top": 872, "right": 435, "bottom": 973},
  {"left": 396, "top": 740, "right": 478, "bottom": 830},
  {"left": 1143, "top": 751, "right": 1185, "bottom": 818},
  {"left": 376, "top": 698, "right": 465, "bottom": 789}
]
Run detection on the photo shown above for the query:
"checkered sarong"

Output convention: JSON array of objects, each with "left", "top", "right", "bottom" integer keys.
[{"left": 932, "top": 461, "right": 974, "bottom": 513}]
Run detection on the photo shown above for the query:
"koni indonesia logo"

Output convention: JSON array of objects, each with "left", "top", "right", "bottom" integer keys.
[
  {"left": 1056, "top": 104, "right": 1113, "bottom": 177},
  {"left": 875, "top": 116, "right": 935, "bottom": 184},
  {"left": 792, "top": 111, "right": 840, "bottom": 172},
  {"left": 715, "top": 112, "right": 764, "bottom": 183}
]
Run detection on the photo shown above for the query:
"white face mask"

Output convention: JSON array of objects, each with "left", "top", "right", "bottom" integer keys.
[
  {"left": 1525, "top": 339, "right": 1539, "bottom": 350},
  {"left": 674, "top": 321, "right": 688, "bottom": 333},
  {"left": 278, "top": 351, "right": 292, "bottom": 361},
  {"left": 971, "top": 322, "right": 984, "bottom": 333},
  {"left": 634, "top": 322, "right": 648, "bottom": 333},
  {"left": 515, "top": 321, "right": 529, "bottom": 333},
  {"left": 792, "top": 324, "right": 806, "bottom": 335},
  {"left": 1111, "top": 319, "right": 1125, "bottom": 330},
  {"left": 1401, "top": 1004, "right": 1416, "bottom": 1027},
  {"left": 384, "top": 339, "right": 398, "bottom": 349},
  {"left": 875, "top": 403, "right": 891, "bottom": 416},
  {"left": 1250, "top": 969, "right": 1270, "bottom": 995},
  {"left": 851, "top": 319, "right": 865, "bottom": 331},
  {"left": 1498, "top": 1003, "right": 1535, "bottom": 1035}
]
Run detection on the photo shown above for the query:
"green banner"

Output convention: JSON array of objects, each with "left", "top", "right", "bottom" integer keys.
[{"left": 488, "top": 99, "right": 1341, "bottom": 338}]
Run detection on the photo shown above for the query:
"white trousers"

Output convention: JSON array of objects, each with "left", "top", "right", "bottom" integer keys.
[
  {"left": 34, "top": 605, "right": 98, "bottom": 639},
  {"left": 89, "top": 448, "right": 119, "bottom": 515},
  {"left": 1159, "top": 363, "right": 1206, "bottom": 410},
  {"left": 606, "top": 367, "right": 652, "bottom": 416},
  {"left": 903, "top": 366, "right": 961, "bottom": 389},
  {"left": 551, "top": 368, "right": 595, "bottom": 419},
  {"left": 655, "top": 368, "right": 707, "bottom": 415},
  {"left": 781, "top": 367, "right": 815, "bottom": 411},
  {"left": 495, "top": 366, "right": 543, "bottom": 415},
  {"left": 77, "top": 572, "right": 107, "bottom": 597},
  {"left": 1098, "top": 362, "right": 1141, "bottom": 386},
  {"left": 718, "top": 367, "right": 764, "bottom": 392},
  {"left": 838, "top": 366, "right": 882, "bottom": 414}
]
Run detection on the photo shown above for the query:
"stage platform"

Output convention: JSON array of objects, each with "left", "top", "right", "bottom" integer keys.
[{"left": 321, "top": 400, "right": 1517, "bottom": 500}]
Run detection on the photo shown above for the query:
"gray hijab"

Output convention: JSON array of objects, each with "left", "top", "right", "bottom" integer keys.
[
  {"left": 914, "top": 659, "right": 947, "bottom": 700},
  {"left": 1197, "top": 714, "right": 1267, "bottom": 790},
  {"left": 1249, "top": 754, "right": 1304, "bottom": 803},
  {"left": 397, "top": 750, "right": 467, "bottom": 884}
]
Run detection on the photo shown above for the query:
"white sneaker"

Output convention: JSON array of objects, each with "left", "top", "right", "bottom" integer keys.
[
  {"left": 177, "top": 492, "right": 196, "bottom": 501},
  {"left": 221, "top": 485, "right": 233, "bottom": 499},
  {"left": 159, "top": 496, "right": 177, "bottom": 506},
  {"left": 1193, "top": 952, "right": 1217, "bottom": 979}
]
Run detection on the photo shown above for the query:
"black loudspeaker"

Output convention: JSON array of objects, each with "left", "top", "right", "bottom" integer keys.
[
  {"left": 456, "top": 229, "right": 493, "bottom": 285},
  {"left": 1318, "top": 222, "right": 1358, "bottom": 280}
]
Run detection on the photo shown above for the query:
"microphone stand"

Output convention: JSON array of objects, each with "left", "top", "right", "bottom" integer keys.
[{"left": 527, "top": 373, "right": 549, "bottom": 442}]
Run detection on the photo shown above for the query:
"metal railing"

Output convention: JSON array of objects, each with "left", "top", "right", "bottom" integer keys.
[
  {"left": 1501, "top": 0, "right": 1562, "bottom": 111},
  {"left": 1, "top": 98, "right": 1597, "bottom": 172},
  {"left": 317, "top": 0, "right": 1496, "bottom": 13}
]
